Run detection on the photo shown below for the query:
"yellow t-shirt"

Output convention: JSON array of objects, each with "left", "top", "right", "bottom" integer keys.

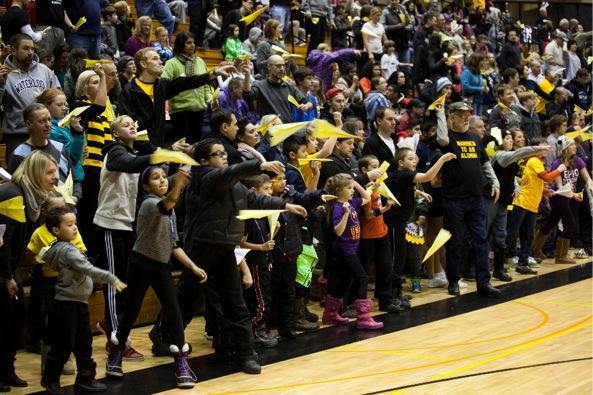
[
  {"left": 513, "top": 156, "right": 545, "bottom": 213},
  {"left": 136, "top": 78, "right": 155, "bottom": 102},
  {"left": 535, "top": 78, "right": 554, "bottom": 115},
  {"left": 28, "top": 226, "right": 87, "bottom": 277}
]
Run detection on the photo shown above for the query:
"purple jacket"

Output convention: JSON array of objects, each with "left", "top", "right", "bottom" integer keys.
[
  {"left": 204, "top": 87, "right": 259, "bottom": 125},
  {"left": 125, "top": 35, "right": 153, "bottom": 57},
  {"left": 306, "top": 48, "right": 355, "bottom": 93}
]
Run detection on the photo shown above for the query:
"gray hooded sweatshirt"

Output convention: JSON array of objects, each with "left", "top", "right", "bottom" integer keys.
[
  {"left": 43, "top": 241, "right": 117, "bottom": 304},
  {"left": 242, "top": 27, "right": 262, "bottom": 57},
  {"left": 0, "top": 54, "right": 61, "bottom": 136}
]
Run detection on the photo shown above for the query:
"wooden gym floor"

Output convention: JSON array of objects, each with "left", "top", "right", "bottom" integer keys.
[{"left": 12, "top": 258, "right": 593, "bottom": 395}]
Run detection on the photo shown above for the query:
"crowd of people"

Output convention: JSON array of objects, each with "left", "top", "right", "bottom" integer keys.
[{"left": 0, "top": 0, "right": 591, "bottom": 393}]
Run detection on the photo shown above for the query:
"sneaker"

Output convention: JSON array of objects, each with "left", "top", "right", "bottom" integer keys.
[
  {"left": 516, "top": 265, "right": 538, "bottom": 275},
  {"left": 527, "top": 257, "right": 539, "bottom": 268},
  {"left": 411, "top": 277, "right": 422, "bottom": 293},
  {"left": 458, "top": 279, "right": 467, "bottom": 288},
  {"left": 367, "top": 283, "right": 376, "bottom": 291},
  {"left": 105, "top": 341, "right": 145, "bottom": 361},
  {"left": 105, "top": 344, "right": 125, "bottom": 378},
  {"left": 427, "top": 276, "right": 448, "bottom": 288},
  {"left": 574, "top": 248, "right": 590, "bottom": 259},
  {"left": 398, "top": 294, "right": 411, "bottom": 309},
  {"left": 96, "top": 318, "right": 107, "bottom": 335},
  {"left": 253, "top": 327, "right": 278, "bottom": 348},
  {"left": 204, "top": 331, "right": 213, "bottom": 341},
  {"left": 507, "top": 257, "right": 519, "bottom": 268}
]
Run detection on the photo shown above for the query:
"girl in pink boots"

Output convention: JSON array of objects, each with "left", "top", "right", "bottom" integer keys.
[{"left": 322, "top": 174, "right": 383, "bottom": 330}]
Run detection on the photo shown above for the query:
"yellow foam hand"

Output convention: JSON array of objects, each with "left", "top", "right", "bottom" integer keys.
[{"left": 0, "top": 196, "right": 26, "bottom": 222}]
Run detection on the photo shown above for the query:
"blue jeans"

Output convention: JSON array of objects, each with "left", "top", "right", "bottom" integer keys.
[
  {"left": 66, "top": 34, "right": 101, "bottom": 60},
  {"left": 472, "top": 102, "right": 483, "bottom": 116},
  {"left": 442, "top": 196, "right": 492, "bottom": 287},
  {"left": 395, "top": 48, "right": 411, "bottom": 75},
  {"left": 484, "top": 196, "right": 508, "bottom": 248},
  {"left": 505, "top": 205, "right": 536, "bottom": 264},
  {"left": 271, "top": 5, "right": 291, "bottom": 40},
  {"left": 135, "top": 0, "right": 175, "bottom": 42}
]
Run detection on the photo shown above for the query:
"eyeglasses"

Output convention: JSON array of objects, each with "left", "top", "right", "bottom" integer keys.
[
  {"left": 209, "top": 151, "right": 228, "bottom": 158},
  {"left": 270, "top": 63, "right": 286, "bottom": 68}
]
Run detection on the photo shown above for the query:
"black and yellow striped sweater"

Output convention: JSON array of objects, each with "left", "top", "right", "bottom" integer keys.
[{"left": 70, "top": 99, "right": 116, "bottom": 174}]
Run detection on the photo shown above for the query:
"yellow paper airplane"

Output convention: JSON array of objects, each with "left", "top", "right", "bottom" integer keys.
[
  {"left": 448, "top": 54, "right": 463, "bottom": 61},
  {"left": 282, "top": 53, "right": 304, "bottom": 59},
  {"left": 0, "top": 196, "right": 26, "bottom": 222},
  {"left": 517, "top": 20, "right": 524, "bottom": 29},
  {"left": 485, "top": 141, "right": 496, "bottom": 157},
  {"left": 271, "top": 45, "right": 289, "bottom": 55},
  {"left": 288, "top": 95, "right": 300, "bottom": 107},
  {"left": 297, "top": 158, "right": 333, "bottom": 165},
  {"left": 362, "top": 16, "right": 370, "bottom": 22},
  {"left": 566, "top": 125, "right": 591, "bottom": 140},
  {"left": 428, "top": 94, "right": 447, "bottom": 110},
  {"left": 310, "top": 119, "right": 359, "bottom": 140},
  {"left": 439, "top": 32, "right": 454, "bottom": 42},
  {"left": 239, "top": 5, "right": 268, "bottom": 25},
  {"left": 85, "top": 59, "right": 113, "bottom": 68},
  {"left": 376, "top": 161, "right": 390, "bottom": 184},
  {"left": 237, "top": 209, "right": 287, "bottom": 220},
  {"left": 422, "top": 229, "right": 452, "bottom": 263},
  {"left": 361, "top": 28, "right": 379, "bottom": 39},
  {"left": 270, "top": 121, "right": 310, "bottom": 146},
  {"left": 257, "top": 114, "right": 280, "bottom": 134},
  {"left": 268, "top": 212, "right": 280, "bottom": 240},
  {"left": 574, "top": 105, "right": 592, "bottom": 115},
  {"left": 54, "top": 172, "right": 73, "bottom": 197},
  {"left": 136, "top": 130, "right": 149, "bottom": 141},
  {"left": 588, "top": 56, "right": 592, "bottom": 65},
  {"left": 58, "top": 105, "right": 90, "bottom": 128},
  {"left": 451, "top": 20, "right": 457, "bottom": 31},
  {"left": 377, "top": 183, "right": 400, "bottom": 206},
  {"left": 580, "top": 133, "right": 592, "bottom": 142},
  {"left": 74, "top": 17, "right": 87, "bottom": 29},
  {"left": 209, "top": 86, "right": 220, "bottom": 99},
  {"left": 311, "top": 18, "right": 319, "bottom": 24},
  {"left": 151, "top": 150, "right": 199, "bottom": 166}
]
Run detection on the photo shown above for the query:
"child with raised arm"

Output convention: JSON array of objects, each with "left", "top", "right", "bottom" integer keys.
[
  {"left": 106, "top": 168, "right": 207, "bottom": 389},
  {"left": 322, "top": 174, "right": 383, "bottom": 330},
  {"left": 40, "top": 207, "right": 126, "bottom": 395}
]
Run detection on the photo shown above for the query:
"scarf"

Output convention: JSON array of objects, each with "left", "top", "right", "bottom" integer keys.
[
  {"left": 238, "top": 142, "right": 266, "bottom": 162},
  {"left": 176, "top": 52, "right": 196, "bottom": 77},
  {"left": 20, "top": 178, "right": 44, "bottom": 222}
]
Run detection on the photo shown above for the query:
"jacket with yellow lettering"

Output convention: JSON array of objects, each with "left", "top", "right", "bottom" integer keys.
[{"left": 70, "top": 100, "right": 113, "bottom": 175}]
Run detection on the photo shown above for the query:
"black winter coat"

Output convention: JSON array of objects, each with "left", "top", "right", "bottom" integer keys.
[{"left": 191, "top": 160, "right": 286, "bottom": 246}]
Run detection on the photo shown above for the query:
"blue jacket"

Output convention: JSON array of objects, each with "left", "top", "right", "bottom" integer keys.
[
  {"left": 286, "top": 163, "right": 307, "bottom": 193},
  {"left": 50, "top": 120, "right": 85, "bottom": 181},
  {"left": 461, "top": 68, "right": 484, "bottom": 104},
  {"left": 272, "top": 187, "right": 326, "bottom": 259},
  {"left": 292, "top": 93, "right": 318, "bottom": 122}
]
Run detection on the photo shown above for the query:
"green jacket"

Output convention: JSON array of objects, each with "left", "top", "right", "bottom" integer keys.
[
  {"left": 222, "top": 37, "right": 249, "bottom": 61},
  {"left": 161, "top": 56, "right": 211, "bottom": 114}
]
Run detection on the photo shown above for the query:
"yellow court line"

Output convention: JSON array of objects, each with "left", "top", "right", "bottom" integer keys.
[
  {"left": 209, "top": 315, "right": 592, "bottom": 395},
  {"left": 387, "top": 320, "right": 593, "bottom": 395},
  {"left": 519, "top": 299, "right": 593, "bottom": 307},
  {"left": 338, "top": 346, "right": 452, "bottom": 361}
]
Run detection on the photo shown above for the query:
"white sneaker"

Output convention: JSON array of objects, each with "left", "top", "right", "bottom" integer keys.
[
  {"left": 527, "top": 256, "right": 539, "bottom": 268},
  {"left": 507, "top": 256, "right": 519, "bottom": 268},
  {"left": 428, "top": 276, "right": 449, "bottom": 288},
  {"left": 458, "top": 279, "right": 467, "bottom": 288}
]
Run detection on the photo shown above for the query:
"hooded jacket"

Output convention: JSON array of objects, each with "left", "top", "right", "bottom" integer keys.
[
  {"left": 306, "top": 48, "right": 355, "bottom": 94},
  {"left": 93, "top": 142, "right": 151, "bottom": 231},
  {"left": 517, "top": 103, "right": 541, "bottom": 140},
  {"left": 204, "top": 86, "right": 258, "bottom": 125},
  {"left": 566, "top": 78, "right": 588, "bottom": 110},
  {"left": 242, "top": 27, "right": 262, "bottom": 56},
  {"left": 0, "top": 54, "right": 61, "bottom": 136},
  {"left": 190, "top": 160, "right": 286, "bottom": 246},
  {"left": 43, "top": 241, "right": 116, "bottom": 304}
]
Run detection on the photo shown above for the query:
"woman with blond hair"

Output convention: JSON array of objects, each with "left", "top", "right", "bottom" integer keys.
[
  {"left": 0, "top": 151, "right": 58, "bottom": 392},
  {"left": 125, "top": 16, "right": 153, "bottom": 57}
]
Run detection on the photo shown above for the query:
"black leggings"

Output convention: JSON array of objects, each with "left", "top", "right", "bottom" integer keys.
[
  {"left": 116, "top": 252, "right": 185, "bottom": 348},
  {"left": 328, "top": 253, "right": 368, "bottom": 300},
  {"left": 540, "top": 196, "right": 576, "bottom": 238}
]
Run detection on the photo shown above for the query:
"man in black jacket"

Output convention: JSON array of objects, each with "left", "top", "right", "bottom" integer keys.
[
  {"left": 150, "top": 138, "right": 307, "bottom": 374},
  {"left": 497, "top": 30, "right": 521, "bottom": 72},
  {"left": 119, "top": 47, "right": 235, "bottom": 148},
  {"left": 362, "top": 106, "right": 398, "bottom": 167},
  {"left": 221, "top": 0, "right": 254, "bottom": 41},
  {"left": 208, "top": 109, "right": 243, "bottom": 165}
]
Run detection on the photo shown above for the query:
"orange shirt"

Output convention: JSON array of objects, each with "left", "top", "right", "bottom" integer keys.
[{"left": 360, "top": 192, "right": 388, "bottom": 239}]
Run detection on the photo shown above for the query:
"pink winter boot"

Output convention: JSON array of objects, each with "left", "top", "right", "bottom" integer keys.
[
  {"left": 322, "top": 295, "right": 350, "bottom": 325},
  {"left": 355, "top": 299, "right": 384, "bottom": 330}
]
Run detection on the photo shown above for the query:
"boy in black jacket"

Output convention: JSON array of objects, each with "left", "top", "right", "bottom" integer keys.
[
  {"left": 267, "top": 168, "right": 330, "bottom": 338},
  {"left": 167, "top": 138, "right": 306, "bottom": 374}
]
